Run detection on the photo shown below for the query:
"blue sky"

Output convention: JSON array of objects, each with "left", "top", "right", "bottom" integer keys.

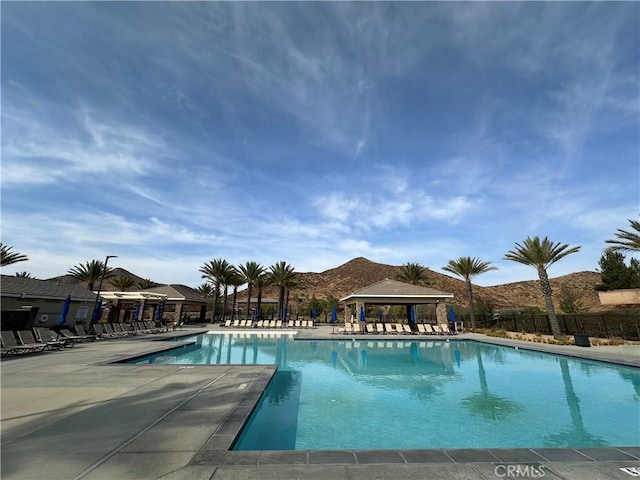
[{"left": 2, "top": 2, "right": 638, "bottom": 288}]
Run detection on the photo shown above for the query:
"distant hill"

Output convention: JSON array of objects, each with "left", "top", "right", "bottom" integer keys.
[
  {"left": 47, "top": 267, "right": 151, "bottom": 290},
  {"left": 46, "top": 257, "right": 603, "bottom": 313}
]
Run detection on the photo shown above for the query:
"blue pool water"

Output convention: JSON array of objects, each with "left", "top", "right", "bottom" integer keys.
[{"left": 127, "top": 333, "right": 640, "bottom": 450}]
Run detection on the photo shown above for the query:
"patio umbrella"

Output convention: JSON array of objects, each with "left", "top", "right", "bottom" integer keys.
[
  {"left": 155, "top": 302, "right": 164, "bottom": 320},
  {"left": 311, "top": 307, "right": 317, "bottom": 321},
  {"left": 449, "top": 307, "right": 456, "bottom": 323},
  {"left": 359, "top": 305, "right": 365, "bottom": 323},
  {"left": 377, "top": 309, "right": 383, "bottom": 322},
  {"left": 57, "top": 295, "right": 71, "bottom": 325},
  {"left": 410, "top": 305, "right": 416, "bottom": 324},
  {"left": 331, "top": 305, "right": 337, "bottom": 323},
  {"left": 91, "top": 299, "right": 103, "bottom": 324},
  {"left": 133, "top": 302, "right": 141, "bottom": 322}
]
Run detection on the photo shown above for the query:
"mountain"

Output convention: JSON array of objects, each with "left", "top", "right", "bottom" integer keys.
[
  {"left": 46, "top": 268, "right": 150, "bottom": 290},
  {"left": 47, "top": 257, "right": 603, "bottom": 312}
]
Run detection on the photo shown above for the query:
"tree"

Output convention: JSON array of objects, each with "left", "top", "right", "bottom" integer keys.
[
  {"left": 254, "top": 273, "right": 273, "bottom": 320},
  {"left": 220, "top": 264, "right": 240, "bottom": 321},
  {"left": 269, "top": 261, "right": 296, "bottom": 321},
  {"left": 199, "top": 259, "right": 232, "bottom": 322},
  {"left": 109, "top": 275, "right": 136, "bottom": 291},
  {"left": 504, "top": 236, "right": 581, "bottom": 339},
  {"left": 15, "top": 271, "right": 33, "bottom": 278},
  {"left": 137, "top": 278, "right": 159, "bottom": 289},
  {"left": 1, "top": 244, "right": 28, "bottom": 266},
  {"left": 397, "top": 262, "right": 429, "bottom": 322},
  {"left": 605, "top": 218, "right": 640, "bottom": 253},
  {"left": 558, "top": 286, "right": 583, "bottom": 314},
  {"left": 442, "top": 257, "right": 497, "bottom": 329},
  {"left": 597, "top": 249, "right": 640, "bottom": 291},
  {"left": 227, "top": 270, "right": 244, "bottom": 320},
  {"left": 195, "top": 283, "right": 215, "bottom": 316},
  {"left": 239, "top": 261, "right": 266, "bottom": 321},
  {"left": 68, "top": 260, "right": 114, "bottom": 291}
]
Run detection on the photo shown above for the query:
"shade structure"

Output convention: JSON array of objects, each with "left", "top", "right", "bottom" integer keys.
[
  {"left": 331, "top": 305, "right": 337, "bottom": 323},
  {"left": 359, "top": 305, "right": 365, "bottom": 322},
  {"left": 57, "top": 295, "right": 71, "bottom": 325}
]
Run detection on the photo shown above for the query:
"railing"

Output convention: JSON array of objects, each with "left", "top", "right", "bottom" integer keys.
[{"left": 465, "top": 313, "right": 640, "bottom": 341}]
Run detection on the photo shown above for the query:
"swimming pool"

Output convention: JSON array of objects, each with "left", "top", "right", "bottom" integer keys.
[{"left": 127, "top": 333, "right": 640, "bottom": 451}]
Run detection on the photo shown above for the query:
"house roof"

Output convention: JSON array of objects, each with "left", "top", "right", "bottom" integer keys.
[
  {"left": 340, "top": 278, "right": 453, "bottom": 304},
  {"left": 0, "top": 275, "right": 97, "bottom": 302},
  {"left": 145, "top": 284, "right": 208, "bottom": 303}
]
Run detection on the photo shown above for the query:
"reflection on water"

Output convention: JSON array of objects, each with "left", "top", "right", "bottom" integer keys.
[{"left": 129, "top": 334, "right": 640, "bottom": 450}]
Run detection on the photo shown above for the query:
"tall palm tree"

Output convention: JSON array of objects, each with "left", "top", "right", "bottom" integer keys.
[
  {"left": 195, "top": 283, "right": 215, "bottom": 316},
  {"left": 1, "top": 244, "right": 28, "bottom": 266},
  {"left": 239, "top": 261, "right": 266, "bottom": 321},
  {"left": 504, "top": 236, "right": 581, "bottom": 339},
  {"left": 606, "top": 218, "right": 640, "bottom": 253},
  {"left": 220, "top": 263, "right": 240, "bottom": 321},
  {"left": 253, "top": 273, "right": 272, "bottom": 320},
  {"left": 227, "top": 270, "right": 244, "bottom": 320},
  {"left": 396, "top": 262, "right": 429, "bottom": 322},
  {"left": 442, "top": 257, "right": 497, "bottom": 329},
  {"left": 109, "top": 275, "right": 136, "bottom": 291},
  {"left": 199, "top": 258, "right": 232, "bottom": 322},
  {"left": 68, "top": 260, "right": 114, "bottom": 291},
  {"left": 269, "top": 261, "right": 296, "bottom": 321}
]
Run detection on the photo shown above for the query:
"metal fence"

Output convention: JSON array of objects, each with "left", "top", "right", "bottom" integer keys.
[{"left": 462, "top": 313, "right": 640, "bottom": 341}]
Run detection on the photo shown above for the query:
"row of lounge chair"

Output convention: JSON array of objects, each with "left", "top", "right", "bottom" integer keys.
[
  {"left": 338, "top": 322, "right": 456, "bottom": 335},
  {"left": 223, "top": 319, "right": 316, "bottom": 329},
  {"left": 1, "top": 321, "right": 170, "bottom": 357}
]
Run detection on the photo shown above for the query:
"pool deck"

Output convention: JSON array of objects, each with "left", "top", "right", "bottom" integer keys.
[{"left": 1, "top": 324, "right": 638, "bottom": 480}]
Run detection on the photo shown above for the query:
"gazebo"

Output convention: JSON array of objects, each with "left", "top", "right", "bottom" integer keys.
[{"left": 340, "top": 278, "right": 454, "bottom": 324}]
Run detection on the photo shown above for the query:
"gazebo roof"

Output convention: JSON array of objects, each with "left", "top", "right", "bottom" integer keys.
[{"left": 340, "top": 278, "right": 453, "bottom": 304}]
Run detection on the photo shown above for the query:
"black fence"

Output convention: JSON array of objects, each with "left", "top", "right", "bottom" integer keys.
[{"left": 460, "top": 313, "right": 640, "bottom": 341}]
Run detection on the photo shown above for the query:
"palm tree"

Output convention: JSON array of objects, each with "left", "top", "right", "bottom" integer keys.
[
  {"left": 15, "top": 271, "right": 33, "bottom": 278},
  {"left": 254, "top": 273, "right": 272, "bottom": 320},
  {"left": 109, "top": 275, "right": 136, "bottom": 291},
  {"left": 199, "top": 258, "right": 232, "bottom": 322},
  {"left": 606, "top": 218, "right": 640, "bottom": 253},
  {"left": 220, "top": 263, "right": 240, "bottom": 321},
  {"left": 1, "top": 244, "right": 28, "bottom": 266},
  {"left": 238, "top": 261, "right": 266, "bottom": 321},
  {"left": 396, "top": 262, "right": 429, "bottom": 322},
  {"left": 442, "top": 257, "right": 497, "bottom": 329},
  {"left": 195, "top": 283, "right": 215, "bottom": 315},
  {"left": 269, "top": 261, "right": 296, "bottom": 320},
  {"left": 504, "top": 236, "right": 581, "bottom": 339},
  {"left": 397, "top": 262, "right": 429, "bottom": 285},
  {"left": 227, "top": 270, "right": 244, "bottom": 320},
  {"left": 68, "top": 260, "right": 114, "bottom": 291},
  {"left": 137, "top": 278, "right": 159, "bottom": 289}
]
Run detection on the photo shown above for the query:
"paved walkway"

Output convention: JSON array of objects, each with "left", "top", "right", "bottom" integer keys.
[{"left": 1, "top": 325, "right": 638, "bottom": 479}]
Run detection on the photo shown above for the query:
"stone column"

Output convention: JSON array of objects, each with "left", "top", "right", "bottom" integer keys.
[{"left": 436, "top": 301, "right": 447, "bottom": 325}]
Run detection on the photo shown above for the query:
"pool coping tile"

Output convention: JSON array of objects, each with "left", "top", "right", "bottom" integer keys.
[
  {"left": 355, "top": 450, "right": 405, "bottom": 464},
  {"left": 399, "top": 449, "right": 454, "bottom": 463},
  {"left": 308, "top": 450, "right": 357, "bottom": 464},
  {"left": 575, "top": 447, "right": 640, "bottom": 461},
  {"left": 445, "top": 449, "right": 501, "bottom": 463}
]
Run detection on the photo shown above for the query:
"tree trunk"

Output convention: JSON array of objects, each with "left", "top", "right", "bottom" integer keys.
[
  {"left": 212, "top": 281, "right": 219, "bottom": 323},
  {"left": 257, "top": 288, "right": 263, "bottom": 320},
  {"left": 222, "top": 285, "right": 229, "bottom": 321},
  {"left": 232, "top": 287, "right": 238, "bottom": 320},
  {"left": 245, "top": 284, "right": 253, "bottom": 321},
  {"left": 466, "top": 278, "right": 476, "bottom": 329},
  {"left": 538, "top": 266, "right": 562, "bottom": 339}
]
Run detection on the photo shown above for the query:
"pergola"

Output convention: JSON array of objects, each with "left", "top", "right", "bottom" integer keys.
[{"left": 340, "top": 278, "right": 454, "bottom": 324}]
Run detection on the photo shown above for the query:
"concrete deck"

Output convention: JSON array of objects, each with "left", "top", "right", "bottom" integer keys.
[{"left": 1, "top": 325, "right": 638, "bottom": 479}]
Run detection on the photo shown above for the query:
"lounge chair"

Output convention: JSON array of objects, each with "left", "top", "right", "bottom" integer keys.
[
  {"left": 417, "top": 324, "right": 427, "bottom": 335},
  {"left": 384, "top": 323, "right": 396, "bottom": 334},
  {"left": 366, "top": 324, "right": 375, "bottom": 334},
  {"left": 352, "top": 323, "right": 362, "bottom": 334},
  {"left": 376, "top": 323, "right": 384, "bottom": 334},
  {"left": 232, "top": 320, "right": 240, "bottom": 328},
  {"left": 294, "top": 320, "right": 301, "bottom": 328},
  {"left": 103, "top": 323, "right": 127, "bottom": 338},
  {"left": 18, "top": 330, "right": 62, "bottom": 351},
  {"left": 224, "top": 319, "right": 232, "bottom": 328},
  {"left": 60, "top": 327, "right": 94, "bottom": 342},
  {"left": 256, "top": 320, "right": 264, "bottom": 328},
  {"left": 432, "top": 324, "right": 443, "bottom": 334},
  {"left": 439, "top": 323, "right": 453, "bottom": 335},
  {"left": 1, "top": 331, "right": 45, "bottom": 355},
  {"left": 269, "top": 320, "right": 277, "bottom": 328},
  {"left": 394, "top": 323, "right": 404, "bottom": 334},
  {"left": 276, "top": 320, "right": 283, "bottom": 328},
  {"left": 34, "top": 327, "right": 74, "bottom": 348},
  {"left": 424, "top": 324, "right": 435, "bottom": 335},
  {"left": 403, "top": 324, "right": 413, "bottom": 334}
]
